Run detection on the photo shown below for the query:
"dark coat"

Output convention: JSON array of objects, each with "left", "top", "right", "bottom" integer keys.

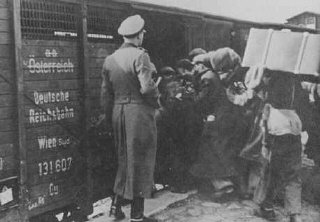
[
  {"left": 190, "top": 70, "right": 248, "bottom": 179},
  {"left": 155, "top": 77, "right": 202, "bottom": 186},
  {"left": 101, "top": 43, "right": 159, "bottom": 200}
]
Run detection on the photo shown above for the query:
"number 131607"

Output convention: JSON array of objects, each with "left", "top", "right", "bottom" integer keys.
[{"left": 38, "top": 157, "right": 72, "bottom": 176}]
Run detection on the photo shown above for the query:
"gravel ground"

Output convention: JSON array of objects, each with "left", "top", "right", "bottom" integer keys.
[{"left": 151, "top": 193, "right": 320, "bottom": 222}]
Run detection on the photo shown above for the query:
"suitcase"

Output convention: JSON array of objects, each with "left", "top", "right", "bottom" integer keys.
[{"left": 242, "top": 28, "right": 320, "bottom": 76}]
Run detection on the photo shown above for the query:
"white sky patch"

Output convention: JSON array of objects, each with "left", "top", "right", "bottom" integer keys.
[{"left": 132, "top": 0, "right": 320, "bottom": 23}]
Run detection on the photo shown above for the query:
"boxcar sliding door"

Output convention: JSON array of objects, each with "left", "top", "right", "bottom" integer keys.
[{"left": 20, "top": 0, "right": 87, "bottom": 218}]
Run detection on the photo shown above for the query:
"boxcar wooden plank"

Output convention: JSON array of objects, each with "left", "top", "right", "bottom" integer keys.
[
  {"left": 0, "top": 31, "right": 11, "bottom": 44},
  {"left": 26, "top": 146, "right": 77, "bottom": 160},
  {"left": 0, "top": 131, "right": 16, "bottom": 145},
  {"left": 88, "top": 106, "right": 102, "bottom": 113},
  {"left": 27, "top": 192, "right": 75, "bottom": 217},
  {"left": 25, "top": 124, "right": 82, "bottom": 140},
  {"left": 24, "top": 79, "right": 81, "bottom": 91},
  {"left": 88, "top": 95, "right": 100, "bottom": 103},
  {"left": 22, "top": 57, "right": 79, "bottom": 75},
  {"left": 28, "top": 180, "right": 82, "bottom": 205},
  {"left": 89, "top": 67, "right": 102, "bottom": 78},
  {"left": 0, "top": 44, "right": 11, "bottom": 57},
  {"left": 24, "top": 95, "right": 81, "bottom": 105},
  {"left": 26, "top": 135, "right": 76, "bottom": 153},
  {"left": 24, "top": 101, "right": 81, "bottom": 113},
  {"left": 89, "top": 57, "right": 106, "bottom": 69},
  {"left": 87, "top": 98, "right": 100, "bottom": 109},
  {"left": 26, "top": 131, "right": 81, "bottom": 147},
  {"left": 26, "top": 160, "right": 81, "bottom": 186},
  {"left": 0, "top": 20, "right": 9, "bottom": 32},
  {"left": 0, "top": 169, "right": 18, "bottom": 180},
  {"left": 0, "top": 119, "right": 16, "bottom": 132},
  {"left": 88, "top": 79, "right": 101, "bottom": 88},
  {"left": 24, "top": 89, "right": 81, "bottom": 105},
  {"left": 87, "top": 100, "right": 101, "bottom": 109},
  {"left": 0, "top": 206, "right": 21, "bottom": 222},
  {"left": 204, "top": 18, "right": 233, "bottom": 51},
  {"left": 87, "top": 78, "right": 101, "bottom": 88},
  {"left": 25, "top": 116, "right": 82, "bottom": 130},
  {"left": 27, "top": 191, "right": 82, "bottom": 213},
  {"left": 26, "top": 173, "right": 82, "bottom": 190},
  {"left": 0, "top": 0, "right": 8, "bottom": 8},
  {"left": 87, "top": 43, "right": 117, "bottom": 58},
  {"left": 0, "top": 20, "right": 10, "bottom": 32},
  {"left": 0, "top": 107, "right": 16, "bottom": 120},
  {"left": 0, "top": 143, "right": 16, "bottom": 157},
  {"left": 87, "top": 100, "right": 100, "bottom": 109},
  {"left": 0, "top": 8, "right": 9, "bottom": 20},
  {"left": 27, "top": 138, "right": 80, "bottom": 152},
  {"left": 23, "top": 67, "right": 81, "bottom": 81},
  {"left": 88, "top": 95, "right": 100, "bottom": 104},
  {"left": 88, "top": 86, "right": 100, "bottom": 93},
  {"left": 22, "top": 40, "right": 79, "bottom": 47},
  {"left": 0, "top": 155, "right": 18, "bottom": 173},
  {"left": 0, "top": 57, "right": 14, "bottom": 70},
  {"left": 26, "top": 129, "right": 81, "bottom": 144},
  {"left": 0, "top": 95, "right": 15, "bottom": 107},
  {"left": 0, "top": 81, "right": 14, "bottom": 94},
  {"left": 0, "top": 69, "right": 14, "bottom": 83},
  {"left": 25, "top": 125, "right": 82, "bottom": 138},
  {"left": 22, "top": 45, "right": 79, "bottom": 58}
]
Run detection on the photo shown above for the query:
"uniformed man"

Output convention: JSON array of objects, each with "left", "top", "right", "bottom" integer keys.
[{"left": 100, "top": 14, "right": 159, "bottom": 222}]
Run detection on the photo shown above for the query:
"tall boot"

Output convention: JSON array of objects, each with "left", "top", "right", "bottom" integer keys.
[
  {"left": 109, "top": 195, "right": 125, "bottom": 220},
  {"left": 130, "top": 197, "right": 158, "bottom": 222}
]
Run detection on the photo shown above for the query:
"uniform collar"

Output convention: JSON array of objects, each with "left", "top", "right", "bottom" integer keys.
[{"left": 120, "top": 42, "right": 138, "bottom": 49}]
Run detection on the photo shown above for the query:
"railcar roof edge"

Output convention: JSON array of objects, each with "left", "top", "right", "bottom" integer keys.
[{"left": 117, "top": 0, "right": 319, "bottom": 33}]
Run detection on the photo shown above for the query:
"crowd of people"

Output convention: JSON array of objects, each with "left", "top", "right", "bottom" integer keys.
[
  {"left": 154, "top": 47, "right": 247, "bottom": 196},
  {"left": 101, "top": 14, "right": 320, "bottom": 222},
  {"left": 153, "top": 45, "right": 320, "bottom": 222}
]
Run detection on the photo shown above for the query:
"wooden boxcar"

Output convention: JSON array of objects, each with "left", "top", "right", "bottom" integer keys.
[{"left": 0, "top": 0, "right": 317, "bottom": 221}]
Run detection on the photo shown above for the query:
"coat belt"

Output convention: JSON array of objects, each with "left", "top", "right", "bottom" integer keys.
[{"left": 114, "top": 95, "right": 143, "bottom": 104}]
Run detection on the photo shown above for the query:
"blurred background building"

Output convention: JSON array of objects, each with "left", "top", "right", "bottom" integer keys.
[{"left": 286, "top": 11, "right": 320, "bottom": 30}]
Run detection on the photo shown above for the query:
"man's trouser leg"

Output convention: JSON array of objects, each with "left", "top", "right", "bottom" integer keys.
[
  {"left": 274, "top": 135, "right": 302, "bottom": 216},
  {"left": 131, "top": 197, "right": 144, "bottom": 220},
  {"left": 285, "top": 178, "right": 302, "bottom": 215}
]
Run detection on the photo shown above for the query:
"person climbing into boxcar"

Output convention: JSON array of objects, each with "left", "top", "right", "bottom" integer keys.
[
  {"left": 164, "top": 59, "right": 203, "bottom": 193},
  {"left": 189, "top": 47, "right": 249, "bottom": 199},
  {"left": 100, "top": 14, "right": 159, "bottom": 222},
  {"left": 153, "top": 66, "right": 177, "bottom": 188},
  {"left": 155, "top": 64, "right": 200, "bottom": 193}
]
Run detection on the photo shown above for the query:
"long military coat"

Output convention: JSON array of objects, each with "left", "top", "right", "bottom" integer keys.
[{"left": 100, "top": 43, "right": 159, "bottom": 200}]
